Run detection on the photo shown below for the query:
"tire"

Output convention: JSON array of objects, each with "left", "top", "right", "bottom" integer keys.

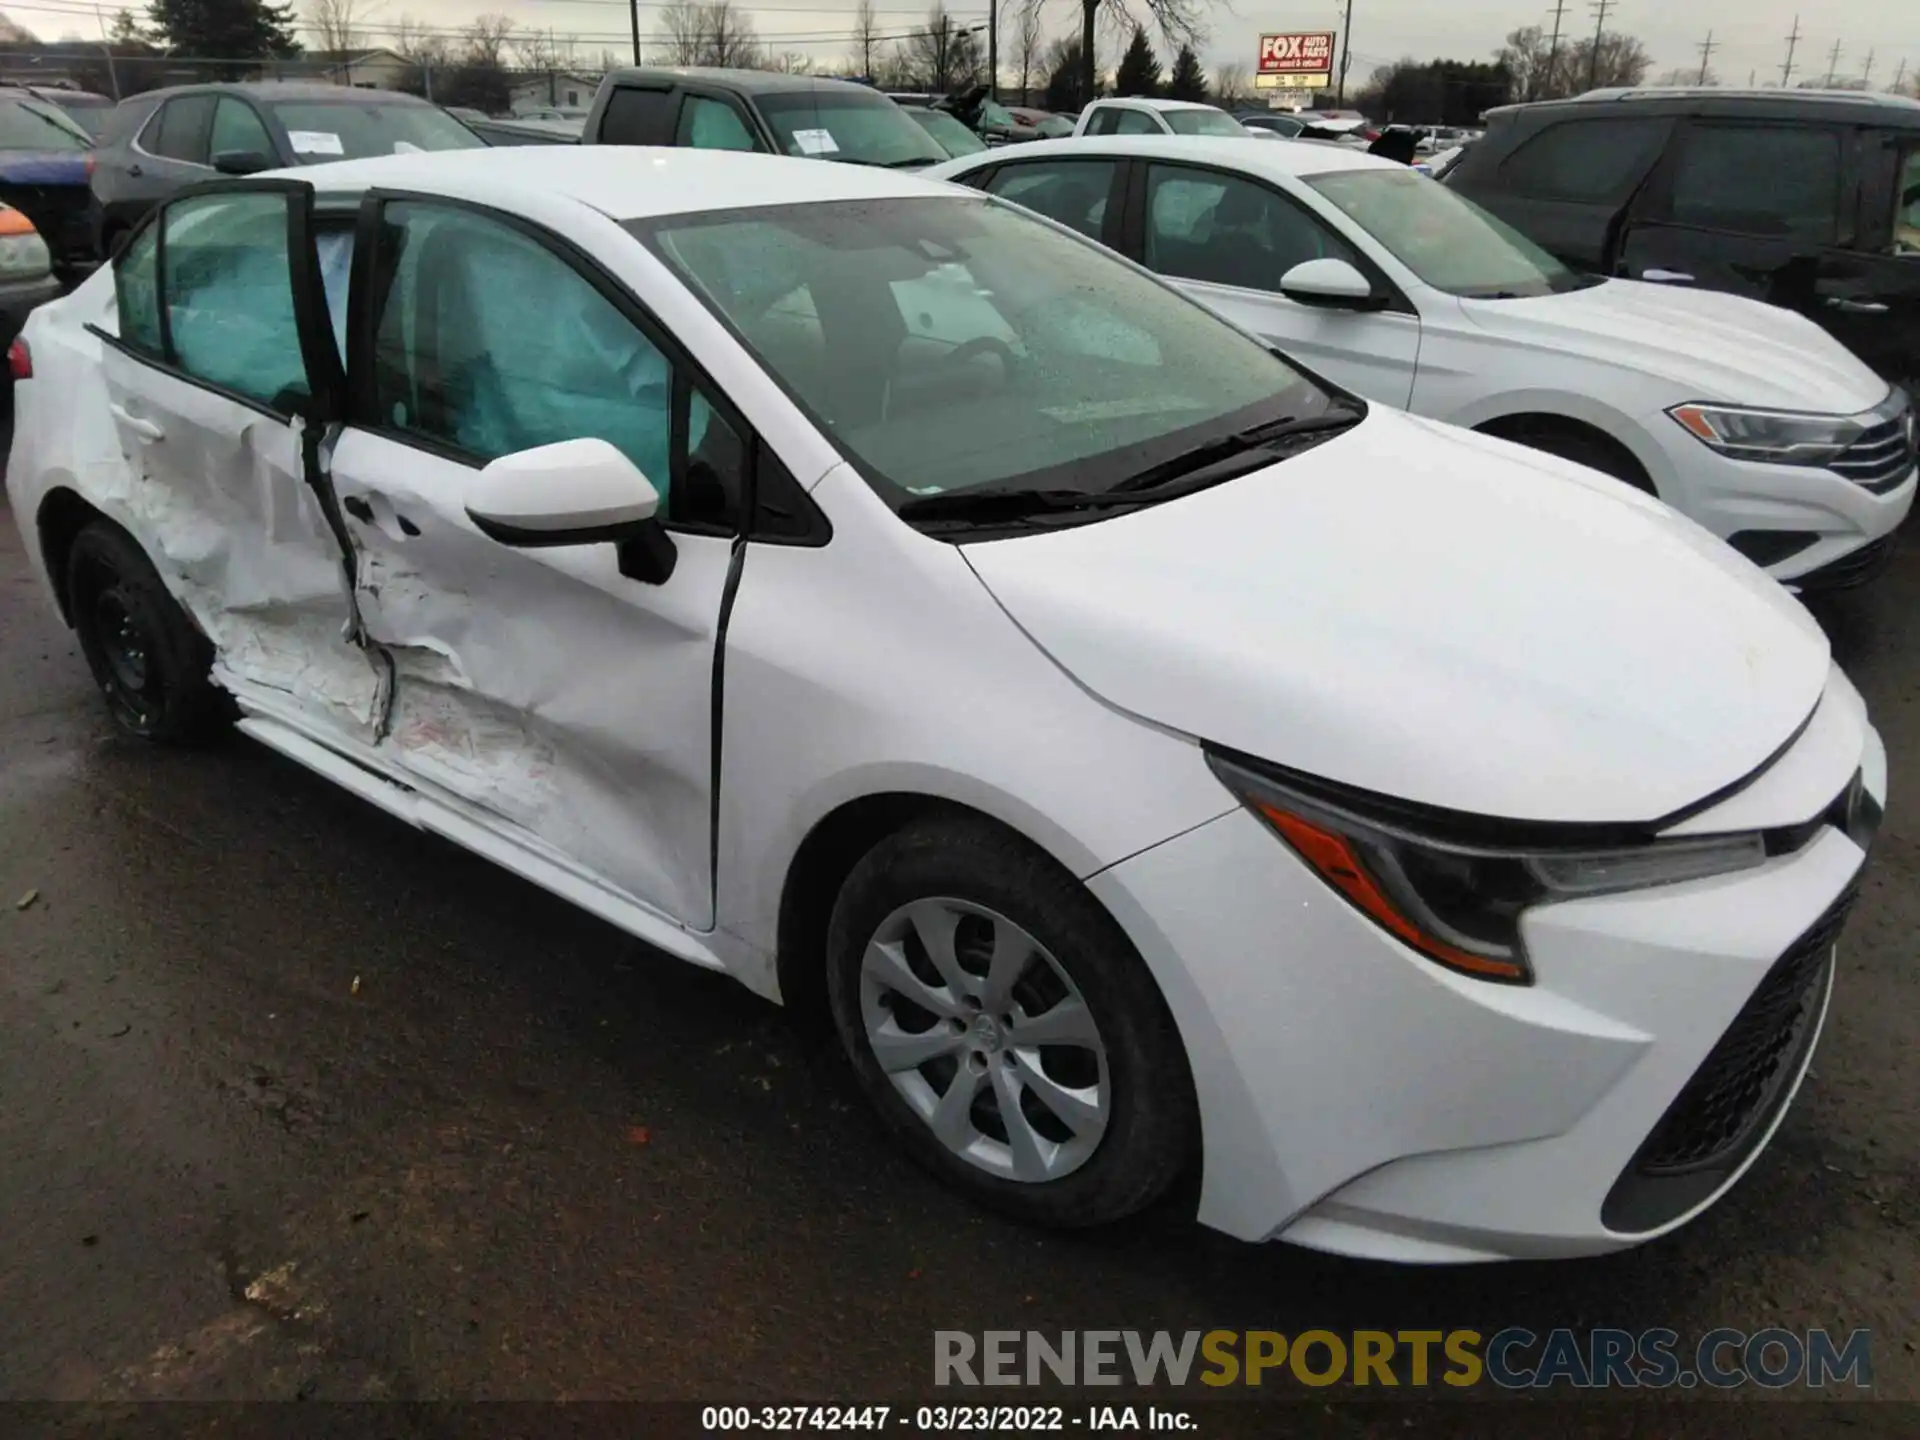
[
  {"left": 1491, "top": 417, "right": 1657, "bottom": 495},
  {"left": 825, "top": 815, "right": 1196, "bottom": 1228},
  {"left": 64, "top": 520, "right": 226, "bottom": 743}
]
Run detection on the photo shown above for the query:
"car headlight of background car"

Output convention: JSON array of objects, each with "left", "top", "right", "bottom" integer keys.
[
  {"left": 0, "top": 206, "right": 50, "bottom": 281},
  {"left": 1666, "top": 398, "right": 1906, "bottom": 468},
  {"left": 1206, "top": 749, "right": 1769, "bottom": 985}
]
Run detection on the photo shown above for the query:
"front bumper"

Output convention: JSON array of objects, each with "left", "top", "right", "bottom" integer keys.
[{"left": 1089, "top": 683, "right": 1880, "bottom": 1262}]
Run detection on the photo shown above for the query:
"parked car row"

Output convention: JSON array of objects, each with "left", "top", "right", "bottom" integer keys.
[{"left": 0, "top": 80, "right": 1902, "bottom": 1267}]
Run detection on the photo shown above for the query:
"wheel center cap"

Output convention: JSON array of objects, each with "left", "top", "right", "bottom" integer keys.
[{"left": 968, "top": 1013, "right": 1005, "bottom": 1054}]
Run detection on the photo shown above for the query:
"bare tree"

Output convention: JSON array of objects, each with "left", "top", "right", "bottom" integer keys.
[
  {"left": 905, "top": 5, "right": 983, "bottom": 94},
  {"left": 851, "top": 0, "right": 881, "bottom": 80},
  {"left": 768, "top": 51, "right": 814, "bottom": 75},
  {"left": 1012, "top": 0, "right": 1045, "bottom": 105},
  {"left": 655, "top": 1, "right": 763, "bottom": 68},
  {"left": 308, "top": 0, "right": 378, "bottom": 56},
  {"left": 1211, "top": 61, "right": 1248, "bottom": 107},
  {"left": 1068, "top": 1, "right": 1201, "bottom": 106}
]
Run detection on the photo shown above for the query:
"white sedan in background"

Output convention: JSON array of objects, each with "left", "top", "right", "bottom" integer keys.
[
  {"left": 6, "top": 148, "right": 1884, "bottom": 1262},
  {"left": 929, "top": 136, "right": 1917, "bottom": 590}
]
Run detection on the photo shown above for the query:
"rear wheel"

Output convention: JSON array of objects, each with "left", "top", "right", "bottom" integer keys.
[
  {"left": 825, "top": 815, "right": 1196, "bottom": 1227},
  {"left": 65, "top": 520, "right": 225, "bottom": 743}
]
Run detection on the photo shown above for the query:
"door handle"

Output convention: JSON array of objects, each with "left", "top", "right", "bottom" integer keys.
[
  {"left": 341, "top": 493, "right": 419, "bottom": 538},
  {"left": 341, "top": 495, "right": 375, "bottom": 522},
  {"left": 1825, "top": 296, "right": 1890, "bottom": 315},
  {"left": 127, "top": 163, "right": 143, "bottom": 177},
  {"left": 107, "top": 402, "right": 163, "bottom": 441},
  {"left": 1641, "top": 268, "right": 1695, "bottom": 284}
]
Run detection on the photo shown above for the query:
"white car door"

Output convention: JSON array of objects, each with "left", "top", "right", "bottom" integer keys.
[
  {"left": 1135, "top": 160, "right": 1421, "bottom": 407},
  {"left": 322, "top": 196, "right": 746, "bottom": 932},
  {"left": 93, "top": 180, "right": 381, "bottom": 741}
]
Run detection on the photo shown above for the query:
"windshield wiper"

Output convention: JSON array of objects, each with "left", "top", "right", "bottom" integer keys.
[
  {"left": 1108, "top": 407, "right": 1363, "bottom": 495},
  {"left": 897, "top": 487, "right": 1169, "bottom": 523}
]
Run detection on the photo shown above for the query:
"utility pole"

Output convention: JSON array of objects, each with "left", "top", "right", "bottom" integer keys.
[
  {"left": 1697, "top": 29, "right": 1716, "bottom": 84},
  {"left": 629, "top": 0, "right": 641, "bottom": 65},
  {"left": 1863, "top": 48, "right": 1875, "bottom": 87},
  {"left": 1335, "top": 0, "right": 1355, "bottom": 106},
  {"left": 1824, "top": 39, "right": 1842, "bottom": 86},
  {"left": 1781, "top": 15, "right": 1801, "bottom": 88},
  {"left": 1543, "top": 0, "right": 1568, "bottom": 99},
  {"left": 1586, "top": 0, "right": 1612, "bottom": 92},
  {"left": 1893, "top": 58, "right": 1908, "bottom": 92},
  {"left": 988, "top": 0, "right": 998, "bottom": 101}
]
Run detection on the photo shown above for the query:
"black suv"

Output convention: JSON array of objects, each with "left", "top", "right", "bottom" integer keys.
[
  {"left": 583, "top": 68, "right": 945, "bottom": 169},
  {"left": 1447, "top": 87, "right": 1920, "bottom": 392},
  {"left": 90, "top": 82, "right": 483, "bottom": 256}
]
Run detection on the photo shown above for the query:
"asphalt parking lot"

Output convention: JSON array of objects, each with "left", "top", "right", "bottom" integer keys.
[{"left": 1, "top": 477, "right": 1915, "bottom": 1433}]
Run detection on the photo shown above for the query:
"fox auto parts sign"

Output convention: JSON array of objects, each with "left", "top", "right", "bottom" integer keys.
[
  {"left": 1256, "top": 30, "right": 1334, "bottom": 90},
  {"left": 1258, "top": 31, "right": 1335, "bottom": 76}
]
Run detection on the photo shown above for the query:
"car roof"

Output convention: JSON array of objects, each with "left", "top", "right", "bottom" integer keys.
[
  {"left": 292, "top": 144, "right": 952, "bottom": 219},
  {"left": 937, "top": 133, "right": 1399, "bottom": 178},
  {"left": 1490, "top": 85, "right": 1920, "bottom": 127},
  {"left": 601, "top": 66, "right": 883, "bottom": 97},
  {"left": 1091, "top": 97, "right": 1221, "bottom": 113},
  {"left": 120, "top": 80, "right": 433, "bottom": 105}
]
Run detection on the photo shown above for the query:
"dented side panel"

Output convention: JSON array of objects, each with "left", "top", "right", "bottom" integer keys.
[
  {"left": 95, "top": 347, "right": 382, "bottom": 740},
  {"left": 328, "top": 427, "right": 727, "bottom": 932}
]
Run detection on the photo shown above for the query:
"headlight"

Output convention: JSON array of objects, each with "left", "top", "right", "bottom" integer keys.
[
  {"left": 0, "top": 208, "right": 48, "bottom": 281},
  {"left": 1668, "top": 402, "right": 1869, "bottom": 467},
  {"left": 1206, "top": 749, "right": 1767, "bottom": 985}
]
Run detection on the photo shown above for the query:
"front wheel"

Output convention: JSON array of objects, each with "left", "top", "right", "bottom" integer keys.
[
  {"left": 65, "top": 520, "right": 226, "bottom": 743},
  {"left": 825, "top": 815, "right": 1196, "bottom": 1227}
]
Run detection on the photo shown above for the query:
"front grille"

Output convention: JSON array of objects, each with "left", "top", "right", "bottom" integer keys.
[
  {"left": 0, "top": 180, "right": 93, "bottom": 265},
  {"left": 1831, "top": 414, "right": 1916, "bottom": 493},
  {"left": 1794, "top": 532, "right": 1899, "bottom": 591}
]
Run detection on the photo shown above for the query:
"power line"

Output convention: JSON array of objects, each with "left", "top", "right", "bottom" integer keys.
[{"left": 1781, "top": 14, "right": 1801, "bottom": 87}]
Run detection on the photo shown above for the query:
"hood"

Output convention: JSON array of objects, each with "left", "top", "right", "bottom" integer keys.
[
  {"left": 0, "top": 151, "right": 91, "bottom": 185},
  {"left": 963, "top": 409, "right": 1831, "bottom": 826},
  {"left": 1459, "top": 279, "right": 1887, "bottom": 414}
]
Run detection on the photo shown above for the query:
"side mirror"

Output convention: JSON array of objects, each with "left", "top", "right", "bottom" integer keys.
[
  {"left": 213, "top": 149, "right": 274, "bottom": 176},
  {"left": 1279, "top": 258, "right": 1383, "bottom": 310},
  {"left": 465, "top": 438, "right": 660, "bottom": 547}
]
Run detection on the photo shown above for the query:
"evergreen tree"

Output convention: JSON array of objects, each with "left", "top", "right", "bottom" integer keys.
[
  {"left": 1113, "top": 25, "right": 1162, "bottom": 97},
  {"left": 1165, "top": 44, "right": 1207, "bottom": 101},
  {"left": 146, "top": 0, "right": 301, "bottom": 78},
  {"left": 1043, "top": 40, "right": 1093, "bottom": 112}
]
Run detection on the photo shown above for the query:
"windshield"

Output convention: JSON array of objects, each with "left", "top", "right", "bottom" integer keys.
[
  {"left": 908, "top": 108, "right": 986, "bottom": 156},
  {"left": 1307, "top": 167, "right": 1596, "bottom": 298},
  {"left": 0, "top": 97, "right": 92, "bottom": 150},
  {"left": 270, "top": 100, "right": 483, "bottom": 161},
  {"left": 639, "top": 196, "right": 1336, "bottom": 509},
  {"left": 755, "top": 90, "right": 946, "bottom": 167},
  {"left": 1035, "top": 115, "right": 1074, "bottom": 138},
  {"left": 1166, "top": 109, "right": 1247, "bottom": 138}
]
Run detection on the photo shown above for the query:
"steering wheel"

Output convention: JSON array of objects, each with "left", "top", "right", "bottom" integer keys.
[{"left": 937, "top": 336, "right": 1018, "bottom": 372}]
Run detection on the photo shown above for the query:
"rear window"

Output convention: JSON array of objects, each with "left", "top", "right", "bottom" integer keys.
[
  {"left": 0, "top": 97, "right": 93, "bottom": 151},
  {"left": 269, "top": 100, "right": 482, "bottom": 161},
  {"left": 1496, "top": 116, "right": 1668, "bottom": 203},
  {"left": 1165, "top": 110, "right": 1247, "bottom": 138}
]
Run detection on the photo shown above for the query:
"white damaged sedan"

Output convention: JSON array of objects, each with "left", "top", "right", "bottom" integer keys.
[{"left": 5, "top": 149, "right": 1886, "bottom": 1261}]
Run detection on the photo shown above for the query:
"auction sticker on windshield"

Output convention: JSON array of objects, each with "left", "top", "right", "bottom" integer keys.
[
  {"left": 791, "top": 128, "right": 839, "bottom": 155},
  {"left": 288, "top": 130, "right": 344, "bottom": 156}
]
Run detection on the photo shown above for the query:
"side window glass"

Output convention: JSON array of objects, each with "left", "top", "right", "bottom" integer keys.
[
  {"left": 599, "top": 87, "right": 677, "bottom": 145},
  {"left": 677, "top": 96, "right": 757, "bottom": 152},
  {"left": 209, "top": 97, "right": 274, "bottom": 163},
  {"left": 985, "top": 160, "right": 1115, "bottom": 241},
  {"left": 153, "top": 94, "right": 216, "bottom": 164},
  {"left": 1668, "top": 125, "right": 1841, "bottom": 243},
  {"left": 370, "top": 203, "right": 742, "bottom": 528},
  {"left": 1894, "top": 148, "right": 1920, "bottom": 256},
  {"left": 1145, "top": 165, "right": 1358, "bottom": 293},
  {"left": 114, "top": 221, "right": 162, "bottom": 355},
  {"left": 1497, "top": 117, "right": 1668, "bottom": 203},
  {"left": 162, "top": 190, "right": 308, "bottom": 406},
  {"left": 1088, "top": 108, "right": 1120, "bottom": 137},
  {"left": 315, "top": 227, "right": 354, "bottom": 358},
  {"left": 1115, "top": 109, "right": 1161, "bottom": 136}
]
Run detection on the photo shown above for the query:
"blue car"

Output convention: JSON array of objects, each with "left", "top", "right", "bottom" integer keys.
[{"left": 0, "top": 87, "right": 96, "bottom": 280}]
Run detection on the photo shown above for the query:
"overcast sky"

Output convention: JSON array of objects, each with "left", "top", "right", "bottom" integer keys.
[{"left": 12, "top": 0, "right": 1920, "bottom": 90}]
